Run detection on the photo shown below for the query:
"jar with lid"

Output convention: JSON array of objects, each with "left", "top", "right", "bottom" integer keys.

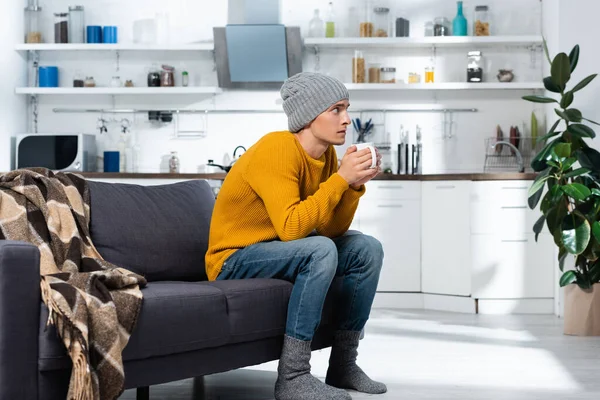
[
  {"left": 368, "top": 63, "right": 381, "bottom": 83},
  {"left": 380, "top": 67, "right": 396, "bottom": 83},
  {"left": 373, "top": 7, "right": 392, "bottom": 37},
  {"left": 73, "top": 71, "right": 84, "bottom": 87},
  {"left": 147, "top": 64, "right": 161, "bottom": 87},
  {"left": 424, "top": 21, "right": 434, "bottom": 37},
  {"left": 169, "top": 152, "right": 180, "bottom": 174},
  {"left": 110, "top": 76, "right": 123, "bottom": 87},
  {"left": 68, "top": 6, "right": 85, "bottom": 43},
  {"left": 433, "top": 17, "right": 451, "bottom": 36},
  {"left": 54, "top": 13, "right": 69, "bottom": 43},
  {"left": 25, "top": 1, "right": 43, "bottom": 43},
  {"left": 467, "top": 51, "right": 484, "bottom": 82},
  {"left": 84, "top": 77, "right": 96, "bottom": 87},
  {"left": 161, "top": 65, "right": 175, "bottom": 87},
  {"left": 352, "top": 50, "right": 366, "bottom": 83},
  {"left": 473, "top": 5, "right": 491, "bottom": 36}
]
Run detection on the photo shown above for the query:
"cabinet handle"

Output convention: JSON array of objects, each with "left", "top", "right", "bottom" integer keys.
[
  {"left": 376, "top": 185, "right": 404, "bottom": 189},
  {"left": 501, "top": 206, "right": 528, "bottom": 209},
  {"left": 436, "top": 185, "right": 455, "bottom": 189},
  {"left": 501, "top": 187, "right": 528, "bottom": 190},
  {"left": 377, "top": 204, "right": 404, "bottom": 208},
  {"left": 501, "top": 239, "right": 529, "bottom": 243}
]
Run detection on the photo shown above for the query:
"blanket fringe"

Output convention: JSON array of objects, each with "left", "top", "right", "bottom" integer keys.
[{"left": 40, "top": 278, "right": 95, "bottom": 400}]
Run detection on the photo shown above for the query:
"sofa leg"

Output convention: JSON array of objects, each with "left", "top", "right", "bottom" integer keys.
[{"left": 136, "top": 386, "right": 149, "bottom": 400}]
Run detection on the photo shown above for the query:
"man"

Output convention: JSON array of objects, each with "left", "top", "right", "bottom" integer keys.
[{"left": 205, "top": 72, "right": 386, "bottom": 400}]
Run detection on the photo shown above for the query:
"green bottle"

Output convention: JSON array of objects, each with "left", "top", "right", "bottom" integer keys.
[{"left": 325, "top": 2, "right": 335, "bottom": 38}]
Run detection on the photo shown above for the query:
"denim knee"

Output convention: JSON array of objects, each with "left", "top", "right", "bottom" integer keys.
[
  {"left": 353, "top": 234, "right": 384, "bottom": 269},
  {"left": 301, "top": 236, "right": 338, "bottom": 278}
]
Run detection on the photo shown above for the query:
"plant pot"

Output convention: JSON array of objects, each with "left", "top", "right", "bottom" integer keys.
[{"left": 564, "top": 283, "right": 600, "bottom": 336}]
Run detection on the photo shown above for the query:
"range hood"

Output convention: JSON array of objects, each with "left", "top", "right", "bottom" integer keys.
[{"left": 213, "top": 0, "right": 302, "bottom": 89}]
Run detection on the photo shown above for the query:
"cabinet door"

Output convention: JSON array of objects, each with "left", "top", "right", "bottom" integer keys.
[
  {"left": 359, "top": 198, "right": 421, "bottom": 292},
  {"left": 471, "top": 234, "right": 555, "bottom": 299},
  {"left": 421, "top": 181, "right": 472, "bottom": 296}
]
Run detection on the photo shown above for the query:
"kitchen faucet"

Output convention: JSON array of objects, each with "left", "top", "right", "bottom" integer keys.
[{"left": 492, "top": 141, "right": 524, "bottom": 173}]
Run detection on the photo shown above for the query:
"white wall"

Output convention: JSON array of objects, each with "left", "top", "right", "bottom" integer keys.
[
  {"left": 0, "top": 0, "right": 27, "bottom": 171},
  {"left": 10, "top": 0, "right": 544, "bottom": 174}
]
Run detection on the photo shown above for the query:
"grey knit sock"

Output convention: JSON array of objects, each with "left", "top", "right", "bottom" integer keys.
[
  {"left": 326, "top": 330, "right": 387, "bottom": 394},
  {"left": 275, "top": 335, "right": 351, "bottom": 400}
]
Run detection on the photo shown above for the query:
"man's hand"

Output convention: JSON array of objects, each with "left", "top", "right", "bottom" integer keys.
[{"left": 337, "top": 146, "right": 382, "bottom": 188}]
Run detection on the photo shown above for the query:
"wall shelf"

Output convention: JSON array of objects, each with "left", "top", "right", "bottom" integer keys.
[
  {"left": 304, "top": 36, "right": 543, "bottom": 49},
  {"left": 345, "top": 82, "right": 544, "bottom": 91},
  {"left": 15, "top": 43, "right": 214, "bottom": 52},
  {"left": 15, "top": 87, "right": 223, "bottom": 95}
]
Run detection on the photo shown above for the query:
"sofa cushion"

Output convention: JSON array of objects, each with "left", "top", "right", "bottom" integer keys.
[
  {"left": 88, "top": 180, "right": 214, "bottom": 282},
  {"left": 39, "top": 281, "right": 230, "bottom": 371},
  {"left": 206, "top": 277, "right": 342, "bottom": 345}
]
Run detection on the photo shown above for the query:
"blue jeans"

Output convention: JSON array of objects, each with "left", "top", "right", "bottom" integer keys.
[{"left": 217, "top": 231, "right": 384, "bottom": 341}]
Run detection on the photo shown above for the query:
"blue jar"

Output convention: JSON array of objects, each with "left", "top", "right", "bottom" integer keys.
[
  {"left": 103, "top": 26, "right": 118, "bottom": 43},
  {"left": 104, "top": 151, "right": 120, "bottom": 172},
  {"left": 453, "top": 1, "right": 468, "bottom": 36},
  {"left": 86, "top": 26, "right": 102, "bottom": 43},
  {"left": 39, "top": 66, "right": 59, "bottom": 87}
]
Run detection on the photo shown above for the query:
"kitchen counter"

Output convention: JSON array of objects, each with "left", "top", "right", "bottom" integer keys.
[{"left": 77, "top": 172, "right": 537, "bottom": 181}]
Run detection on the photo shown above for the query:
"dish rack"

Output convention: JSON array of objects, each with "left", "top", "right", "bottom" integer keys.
[{"left": 483, "top": 137, "right": 544, "bottom": 172}]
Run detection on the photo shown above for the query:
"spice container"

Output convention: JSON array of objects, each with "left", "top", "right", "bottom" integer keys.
[
  {"left": 25, "top": 1, "right": 43, "bottom": 43},
  {"left": 408, "top": 72, "right": 421, "bottom": 84},
  {"left": 373, "top": 7, "right": 392, "bottom": 37},
  {"left": 467, "top": 51, "right": 484, "bottom": 82},
  {"left": 380, "top": 67, "right": 396, "bottom": 83},
  {"left": 425, "top": 66, "right": 435, "bottom": 83},
  {"left": 54, "top": 13, "right": 69, "bottom": 43},
  {"left": 125, "top": 80, "right": 134, "bottom": 87},
  {"left": 368, "top": 63, "right": 381, "bottom": 83},
  {"left": 433, "top": 17, "right": 451, "bottom": 36},
  {"left": 161, "top": 65, "right": 175, "bottom": 87},
  {"left": 68, "top": 6, "right": 85, "bottom": 43},
  {"left": 352, "top": 50, "right": 366, "bottom": 83},
  {"left": 73, "top": 71, "right": 84, "bottom": 87},
  {"left": 182, "top": 71, "right": 189, "bottom": 87},
  {"left": 169, "top": 152, "right": 180, "bottom": 173},
  {"left": 424, "top": 21, "right": 434, "bottom": 37},
  {"left": 84, "top": 77, "right": 96, "bottom": 87},
  {"left": 110, "top": 76, "right": 123, "bottom": 87},
  {"left": 474, "top": 5, "right": 491, "bottom": 36}
]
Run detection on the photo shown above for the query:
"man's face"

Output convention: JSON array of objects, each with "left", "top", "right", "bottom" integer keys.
[{"left": 309, "top": 100, "right": 351, "bottom": 146}]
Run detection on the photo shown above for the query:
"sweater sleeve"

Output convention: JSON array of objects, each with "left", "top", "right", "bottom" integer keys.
[
  {"left": 243, "top": 140, "right": 350, "bottom": 242},
  {"left": 316, "top": 148, "right": 365, "bottom": 238}
]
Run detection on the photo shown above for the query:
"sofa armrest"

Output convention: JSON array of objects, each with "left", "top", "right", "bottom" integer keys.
[{"left": 0, "top": 240, "right": 41, "bottom": 400}]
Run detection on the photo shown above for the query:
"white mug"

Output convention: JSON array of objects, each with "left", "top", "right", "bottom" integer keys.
[{"left": 353, "top": 142, "right": 377, "bottom": 169}]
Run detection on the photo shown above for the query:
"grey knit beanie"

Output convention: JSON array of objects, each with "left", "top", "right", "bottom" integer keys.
[{"left": 280, "top": 72, "right": 349, "bottom": 133}]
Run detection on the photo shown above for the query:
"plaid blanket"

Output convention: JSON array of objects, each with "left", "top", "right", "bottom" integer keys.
[{"left": 0, "top": 168, "right": 146, "bottom": 400}]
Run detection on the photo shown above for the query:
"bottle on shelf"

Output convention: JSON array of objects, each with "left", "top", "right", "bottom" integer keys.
[
  {"left": 169, "top": 152, "right": 180, "bottom": 174},
  {"left": 25, "top": 0, "right": 43, "bottom": 43},
  {"left": 453, "top": 1, "right": 468, "bottom": 36},
  {"left": 308, "top": 9, "right": 325, "bottom": 38},
  {"left": 325, "top": 2, "right": 336, "bottom": 38}
]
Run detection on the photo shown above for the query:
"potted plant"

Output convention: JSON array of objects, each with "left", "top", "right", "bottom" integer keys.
[{"left": 523, "top": 40, "right": 600, "bottom": 336}]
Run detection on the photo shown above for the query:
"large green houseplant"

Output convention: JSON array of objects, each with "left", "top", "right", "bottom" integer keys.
[{"left": 523, "top": 40, "right": 600, "bottom": 335}]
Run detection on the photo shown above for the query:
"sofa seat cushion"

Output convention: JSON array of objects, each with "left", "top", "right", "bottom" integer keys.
[{"left": 39, "top": 282, "right": 230, "bottom": 371}]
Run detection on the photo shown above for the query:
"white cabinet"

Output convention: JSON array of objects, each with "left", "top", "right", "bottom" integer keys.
[
  {"left": 470, "top": 181, "right": 555, "bottom": 300},
  {"left": 421, "top": 181, "right": 472, "bottom": 296},
  {"left": 359, "top": 182, "right": 421, "bottom": 292},
  {"left": 471, "top": 234, "right": 555, "bottom": 299}
]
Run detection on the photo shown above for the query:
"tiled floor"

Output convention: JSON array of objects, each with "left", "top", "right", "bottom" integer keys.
[{"left": 119, "top": 309, "right": 600, "bottom": 400}]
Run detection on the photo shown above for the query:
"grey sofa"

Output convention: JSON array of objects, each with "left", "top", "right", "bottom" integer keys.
[{"left": 0, "top": 179, "right": 343, "bottom": 400}]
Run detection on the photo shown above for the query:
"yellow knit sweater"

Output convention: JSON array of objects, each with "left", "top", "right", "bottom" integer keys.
[{"left": 205, "top": 130, "right": 365, "bottom": 281}]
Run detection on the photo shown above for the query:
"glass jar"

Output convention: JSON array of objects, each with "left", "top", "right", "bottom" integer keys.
[
  {"left": 161, "top": 65, "right": 175, "bottom": 87},
  {"left": 359, "top": 2, "right": 374, "bottom": 37},
  {"left": 110, "top": 76, "right": 123, "bottom": 87},
  {"left": 68, "top": 6, "right": 85, "bottom": 43},
  {"left": 467, "top": 51, "right": 484, "bottom": 82},
  {"left": 169, "top": 152, "right": 180, "bottom": 174},
  {"left": 424, "top": 21, "right": 434, "bottom": 37},
  {"left": 25, "top": 3, "right": 43, "bottom": 43},
  {"left": 84, "top": 76, "right": 96, "bottom": 87},
  {"left": 433, "top": 17, "right": 451, "bottom": 36},
  {"left": 352, "top": 50, "right": 366, "bottom": 83},
  {"left": 147, "top": 64, "right": 161, "bottom": 87},
  {"left": 380, "top": 67, "right": 396, "bottom": 83},
  {"left": 368, "top": 63, "right": 381, "bottom": 83},
  {"left": 373, "top": 7, "right": 392, "bottom": 37},
  {"left": 425, "top": 66, "right": 435, "bottom": 83},
  {"left": 474, "top": 5, "right": 491, "bottom": 36},
  {"left": 54, "top": 13, "right": 69, "bottom": 43},
  {"left": 73, "top": 71, "right": 84, "bottom": 87},
  {"left": 182, "top": 71, "right": 189, "bottom": 87}
]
